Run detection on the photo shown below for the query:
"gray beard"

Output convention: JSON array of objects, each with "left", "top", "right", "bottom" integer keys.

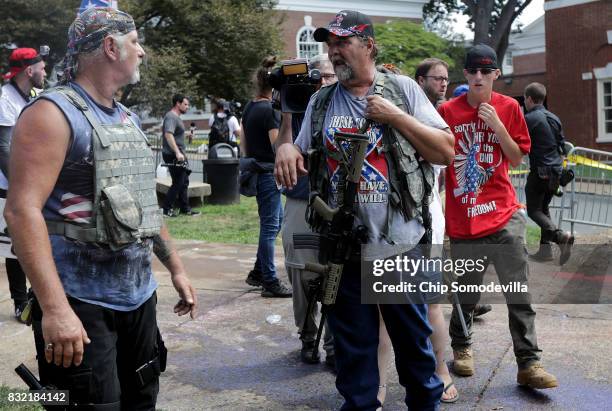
[
  {"left": 335, "top": 64, "right": 354, "bottom": 82},
  {"left": 129, "top": 68, "right": 141, "bottom": 85}
]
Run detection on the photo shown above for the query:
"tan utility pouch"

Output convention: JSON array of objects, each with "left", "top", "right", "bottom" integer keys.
[{"left": 100, "top": 184, "right": 142, "bottom": 248}]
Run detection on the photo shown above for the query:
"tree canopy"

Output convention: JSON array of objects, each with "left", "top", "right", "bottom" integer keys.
[
  {"left": 0, "top": 0, "right": 283, "bottom": 116},
  {"left": 374, "top": 20, "right": 456, "bottom": 78},
  {"left": 424, "top": 0, "right": 533, "bottom": 65}
]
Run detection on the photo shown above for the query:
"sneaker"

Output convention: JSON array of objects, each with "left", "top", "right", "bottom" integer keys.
[
  {"left": 473, "top": 304, "right": 492, "bottom": 318},
  {"left": 163, "top": 209, "right": 176, "bottom": 217},
  {"left": 557, "top": 232, "right": 574, "bottom": 265},
  {"left": 14, "top": 301, "right": 28, "bottom": 325},
  {"left": 453, "top": 346, "right": 474, "bottom": 376},
  {"left": 517, "top": 362, "right": 558, "bottom": 389},
  {"left": 261, "top": 280, "right": 292, "bottom": 298},
  {"left": 300, "top": 341, "right": 320, "bottom": 364},
  {"left": 181, "top": 209, "right": 201, "bottom": 216},
  {"left": 245, "top": 270, "right": 264, "bottom": 287}
]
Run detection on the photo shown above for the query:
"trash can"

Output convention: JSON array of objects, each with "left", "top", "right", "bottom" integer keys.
[{"left": 202, "top": 143, "right": 240, "bottom": 204}]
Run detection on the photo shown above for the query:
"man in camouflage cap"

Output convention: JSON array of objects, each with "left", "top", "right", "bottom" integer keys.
[{"left": 6, "top": 7, "right": 197, "bottom": 408}]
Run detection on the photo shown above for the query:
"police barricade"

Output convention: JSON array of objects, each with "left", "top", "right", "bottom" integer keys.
[{"left": 559, "top": 146, "right": 612, "bottom": 235}]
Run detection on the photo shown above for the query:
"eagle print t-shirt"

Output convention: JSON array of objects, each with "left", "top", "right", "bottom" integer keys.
[{"left": 438, "top": 92, "right": 530, "bottom": 239}]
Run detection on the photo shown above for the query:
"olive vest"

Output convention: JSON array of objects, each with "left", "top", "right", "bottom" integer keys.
[
  {"left": 307, "top": 72, "right": 434, "bottom": 243},
  {"left": 45, "top": 86, "right": 162, "bottom": 248}
]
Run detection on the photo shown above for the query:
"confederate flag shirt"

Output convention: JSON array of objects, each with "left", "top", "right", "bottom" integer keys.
[{"left": 438, "top": 92, "right": 530, "bottom": 239}]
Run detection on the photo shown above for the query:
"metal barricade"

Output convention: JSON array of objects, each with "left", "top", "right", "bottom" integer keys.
[
  {"left": 559, "top": 146, "right": 612, "bottom": 235},
  {"left": 149, "top": 133, "right": 208, "bottom": 181}
]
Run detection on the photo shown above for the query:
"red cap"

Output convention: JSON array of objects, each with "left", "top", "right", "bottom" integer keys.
[{"left": 3, "top": 48, "right": 42, "bottom": 80}]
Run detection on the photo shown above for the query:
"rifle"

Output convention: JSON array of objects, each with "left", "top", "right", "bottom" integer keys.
[
  {"left": 161, "top": 160, "right": 192, "bottom": 176},
  {"left": 293, "top": 129, "right": 370, "bottom": 362}
]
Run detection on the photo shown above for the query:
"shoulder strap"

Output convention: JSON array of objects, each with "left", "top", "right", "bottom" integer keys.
[
  {"left": 52, "top": 86, "right": 111, "bottom": 148},
  {"left": 311, "top": 82, "right": 338, "bottom": 145}
]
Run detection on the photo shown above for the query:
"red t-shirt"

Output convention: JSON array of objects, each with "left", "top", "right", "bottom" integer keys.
[{"left": 438, "top": 92, "right": 531, "bottom": 239}]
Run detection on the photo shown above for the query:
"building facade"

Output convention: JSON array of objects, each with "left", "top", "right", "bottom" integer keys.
[
  {"left": 274, "top": 0, "right": 426, "bottom": 60},
  {"left": 493, "top": 0, "right": 612, "bottom": 150}
]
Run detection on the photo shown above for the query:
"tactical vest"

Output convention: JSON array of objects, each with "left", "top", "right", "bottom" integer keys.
[
  {"left": 45, "top": 86, "right": 162, "bottom": 248},
  {"left": 307, "top": 72, "right": 434, "bottom": 243}
]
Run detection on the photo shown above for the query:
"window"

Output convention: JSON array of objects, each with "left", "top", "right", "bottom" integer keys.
[
  {"left": 296, "top": 26, "right": 322, "bottom": 59},
  {"left": 505, "top": 51, "right": 513, "bottom": 67},
  {"left": 597, "top": 79, "right": 612, "bottom": 141}
]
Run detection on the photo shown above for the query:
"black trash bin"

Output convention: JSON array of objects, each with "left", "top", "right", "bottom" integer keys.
[{"left": 203, "top": 143, "right": 240, "bottom": 204}]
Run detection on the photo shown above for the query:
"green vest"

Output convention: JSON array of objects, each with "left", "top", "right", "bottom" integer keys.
[
  {"left": 307, "top": 72, "right": 434, "bottom": 243},
  {"left": 45, "top": 86, "right": 162, "bottom": 248}
]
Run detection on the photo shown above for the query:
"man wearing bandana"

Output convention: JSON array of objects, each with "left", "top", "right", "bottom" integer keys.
[{"left": 5, "top": 8, "right": 197, "bottom": 408}]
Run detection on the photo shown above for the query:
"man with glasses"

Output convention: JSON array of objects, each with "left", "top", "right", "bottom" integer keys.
[
  {"left": 415, "top": 58, "right": 449, "bottom": 108},
  {"left": 438, "top": 44, "right": 558, "bottom": 389},
  {"left": 276, "top": 10, "right": 454, "bottom": 409}
]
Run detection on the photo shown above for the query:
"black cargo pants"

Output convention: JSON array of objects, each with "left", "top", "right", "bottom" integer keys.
[{"left": 32, "top": 292, "right": 163, "bottom": 410}]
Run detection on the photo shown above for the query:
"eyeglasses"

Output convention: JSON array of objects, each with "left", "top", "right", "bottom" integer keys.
[
  {"left": 466, "top": 68, "right": 495, "bottom": 75},
  {"left": 423, "top": 76, "right": 449, "bottom": 83},
  {"left": 320, "top": 73, "right": 337, "bottom": 79}
]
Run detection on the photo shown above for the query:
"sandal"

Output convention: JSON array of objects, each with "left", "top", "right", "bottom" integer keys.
[{"left": 440, "top": 381, "right": 459, "bottom": 403}]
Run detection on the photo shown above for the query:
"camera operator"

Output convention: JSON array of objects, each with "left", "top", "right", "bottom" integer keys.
[
  {"left": 241, "top": 56, "right": 292, "bottom": 298},
  {"left": 275, "top": 55, "right": 338, "bottom": 368}
]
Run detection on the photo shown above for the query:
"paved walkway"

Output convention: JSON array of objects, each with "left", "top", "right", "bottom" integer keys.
[{"left": 0, "top": 240, "right": 611, "bottom": 410}]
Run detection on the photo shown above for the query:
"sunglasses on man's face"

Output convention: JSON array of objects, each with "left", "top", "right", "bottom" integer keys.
[{"left": 466, "top": 68, "right": 495, "bottom": 75}]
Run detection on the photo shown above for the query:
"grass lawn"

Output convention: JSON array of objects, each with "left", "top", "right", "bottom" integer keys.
[
  {"left": 0, "top": 386, "right": 42, "bottom": 410},
  {"left": 164, "top": 195, "right": 541, "bottom": 246},
  {"left": 165, "top": 195, "right": 263, "bottom": 244}
]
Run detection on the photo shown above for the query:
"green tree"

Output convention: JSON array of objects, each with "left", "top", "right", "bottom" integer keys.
[
  {"left": 0, "top": 0, "right": 78, "bottom": 72},
  {"left": 122, "top": 0, "right": 282, "bottom": 106},
  {"left": 122, "top": 45, "right": 198, "bottom": 117},
  {"left": 375, "top": 20, "right": 455, "bottom": 77},
  {"left": 424, "top": 0, "right": 533, "bottom": 63}
]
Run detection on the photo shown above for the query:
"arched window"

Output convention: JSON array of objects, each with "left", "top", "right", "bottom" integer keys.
[{"left": 296, "top": 16, "right": 322, "bottom": 59}]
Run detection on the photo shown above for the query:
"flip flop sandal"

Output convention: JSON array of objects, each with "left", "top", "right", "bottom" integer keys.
[{"left": 440, "top": 381, "right": 459, "bottom": 403}]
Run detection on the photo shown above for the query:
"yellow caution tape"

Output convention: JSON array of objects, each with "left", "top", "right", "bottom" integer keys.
[{"left": 566, "top": 154, "right": 612, "bottom": 171}]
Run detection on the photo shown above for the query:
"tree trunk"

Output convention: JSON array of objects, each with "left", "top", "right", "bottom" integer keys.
[{"left": 472, "top": 0, "right": 495, "bottom": 46}]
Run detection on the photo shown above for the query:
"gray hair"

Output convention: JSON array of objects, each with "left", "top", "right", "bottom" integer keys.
[{"left": 309, "top": 54, "right": 331, "bottom": 70}]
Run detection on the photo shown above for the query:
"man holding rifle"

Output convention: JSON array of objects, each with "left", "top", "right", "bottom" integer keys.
[{"left": 275, "top": 10, "right": 454, "bottom": 410}]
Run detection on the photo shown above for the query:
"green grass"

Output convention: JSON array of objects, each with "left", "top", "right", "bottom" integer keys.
[
  {"left": 165, "top": 195, "right": 263, "bottom": 244},
  {"left": 164, "top": 195, "right": 541, "bottom": 246},
  {"left": 526, "top": 225, "right": 539, "bottom": 246},
  {"left": 0, "top": 386, "right": 42, "bottom": 410}
]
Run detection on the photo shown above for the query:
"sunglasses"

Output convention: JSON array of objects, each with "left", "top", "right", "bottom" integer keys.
[{"left": 466, "top": 68, "right": 495, "bottom": 75}]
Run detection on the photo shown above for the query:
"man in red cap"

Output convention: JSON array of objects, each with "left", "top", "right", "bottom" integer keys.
[{"left": 0, "top": 47, "right": 46, "bottom": 323}]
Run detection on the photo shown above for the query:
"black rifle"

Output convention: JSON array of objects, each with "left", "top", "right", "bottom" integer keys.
[
  {"left": 14, "top": 363, "right": 55, "bottom": 410},
  {"left": 293, "top": 130, "right": 370, "bottom": 362},
  {"left": 161, "top": 160, "right": 192, "bottom": 176}
]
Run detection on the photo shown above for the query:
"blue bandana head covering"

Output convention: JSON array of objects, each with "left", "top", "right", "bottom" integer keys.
[{"left": 60, "top": 7, "right": 136, "bottom": 83}]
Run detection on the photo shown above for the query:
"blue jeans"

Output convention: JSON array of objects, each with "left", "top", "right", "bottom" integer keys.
[
  {"left": 254, "top": 172, "right": 283, "bottom": 284},
  {"left": 328, "top": 260, "right": 442, "bottom": 411}
]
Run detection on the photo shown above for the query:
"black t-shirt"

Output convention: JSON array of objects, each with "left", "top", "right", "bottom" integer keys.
[{"left": 242, "top": 100, "right": 280, "bottom": 163}]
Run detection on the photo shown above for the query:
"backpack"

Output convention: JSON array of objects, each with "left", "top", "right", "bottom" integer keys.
[{"left": 208, "top": 113, "right": 230, "bottom": 147}]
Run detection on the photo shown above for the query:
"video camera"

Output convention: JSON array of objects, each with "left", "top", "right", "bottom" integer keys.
[{"left": 268, "top": 58, "right": 321, "bottom": 114}]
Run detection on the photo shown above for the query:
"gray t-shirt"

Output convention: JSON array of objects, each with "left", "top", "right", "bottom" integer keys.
[
  {"left": 295, "top": 74, "right": 448, "bottom": 258},
  {"left": 162, "top": 111, "right": 186, "bottom": 155}
]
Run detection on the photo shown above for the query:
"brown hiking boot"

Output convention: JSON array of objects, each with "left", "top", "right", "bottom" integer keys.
[
  {"left": 453, "top": 346, "right": 474, "bottom": 376},
  {"left": 517, "top": 362, "right": 558, "bottom": 389}
]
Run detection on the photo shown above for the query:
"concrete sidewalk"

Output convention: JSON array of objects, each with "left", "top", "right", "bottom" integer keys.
[{"left": 0, "top": 240, "right": 611, "bottom": 410}]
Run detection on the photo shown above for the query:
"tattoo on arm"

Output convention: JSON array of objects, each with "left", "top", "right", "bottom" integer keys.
[{"left": 152, "top": 234, "right": 173, "bottom": 262}]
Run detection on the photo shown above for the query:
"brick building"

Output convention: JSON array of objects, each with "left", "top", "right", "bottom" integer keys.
[
  {"left": 274, "top": 0, "right": 426, "bottom": 60},
  {"left": 492, "top": 0, "right": 612, "bottom": 150}
]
